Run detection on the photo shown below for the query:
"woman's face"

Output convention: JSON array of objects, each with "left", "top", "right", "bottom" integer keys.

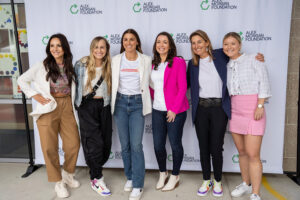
[
  {"left": 50, "top": 38, "right": 64, "bottom": 61},
  {"left": 155, "top": 35, "right": 170, "bottom": 57},
  {"left": 191, "top": 35, "right": 209, "bottom": 58},
  {"left": 223, "top": 36, "right": 241, "bottom": 59},
  {"left": 93, "top": 39, "right": 107, "bottom": 61},
  {"left": 123, "top": 33, "right": 138, "bottom": 53}
]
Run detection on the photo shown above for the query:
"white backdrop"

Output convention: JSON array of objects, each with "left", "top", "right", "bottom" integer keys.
[{"left": 24, "top": 0, "right": 293, "bottom": 173}]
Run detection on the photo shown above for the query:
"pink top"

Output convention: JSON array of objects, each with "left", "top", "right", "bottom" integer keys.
[{"left": 151, "top": 57, "right": 189, "bottom": 114}]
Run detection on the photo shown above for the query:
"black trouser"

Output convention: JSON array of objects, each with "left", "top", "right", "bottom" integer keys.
[
  {"left": 77, "top": 98, "right": 112, "bottom": 180},
  {"left": 195, "top": 100, "right": 228, "bottom": 182}
]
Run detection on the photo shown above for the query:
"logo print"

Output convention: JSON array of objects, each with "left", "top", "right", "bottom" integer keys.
[
  {"left": 239, "top": 31, "right": 244, "bottom": 41},
  {"left": 109, "top": 151, "right": 114, "bottom": 159},
  {"left": 133, "top": 2, "right": 142, "bottom": 13},
  {"left": 200, "top": 0, "right": 210, "bottom": 10},
  {"left": 167, "top": 154, "right": 173, "bottom": 161},
  {"left": 42, "top": 35, "right": 49, "bottom": 45},
  {"left": 70, "top": 4, "right": 79, "bottom": 14},
  {"left": 232, "top": 154, "right": 239, "bottom": 163}
]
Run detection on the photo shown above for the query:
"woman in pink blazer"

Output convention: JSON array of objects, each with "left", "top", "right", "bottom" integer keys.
[{"left": 150, "top": 32, "right": 189, "bottom": 192}]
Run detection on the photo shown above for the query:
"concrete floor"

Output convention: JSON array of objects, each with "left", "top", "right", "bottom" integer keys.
[{"left": 0, "top": 163, "right": 299, "bottom": 200}]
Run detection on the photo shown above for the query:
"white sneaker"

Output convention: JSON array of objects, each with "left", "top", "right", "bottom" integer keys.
[
  {"left": 156, "top": 171, "right": 168, "bottom": 190},
  {"left": 91, "top": 177, "right": 111, "bottom": 196},
  {"left": 55, "top": 181, "right": 69, "bottom": 198},
  {"left": 212, "top": 179, "right": 223, "bottom": 197},
  {"left": 161, "top": 175, "right": 179, "bottom": 191},
  {"left": 197, "top": 180, "right": 212, "bottom": 196},
  {"left": 250, "top": 193, "right": 262, "bottom": 200},
  {"left": 231, "top": 182, "right": 252, "bottom": 197},
  {"left": 62, "top": 169, "right": 80, "bottom": 188},
  {"left": 124, "top": 180, "right": 133, "bottom": 192},
  {"left": 129, "top": 188, "right": 143, "bottom": 200}
]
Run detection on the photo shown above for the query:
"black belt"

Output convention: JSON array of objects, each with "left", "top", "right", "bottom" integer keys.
[{"left": 198, "top": 97, "right": 222, "bottom": 107}]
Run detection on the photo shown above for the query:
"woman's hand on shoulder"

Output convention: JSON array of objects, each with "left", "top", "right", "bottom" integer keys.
[
  {"left": 166, "top": 110, "right": 176, "bottom": 123},
  {"left": 255, "top": 53, "right": 265, "bottom": 62},
  {"left": 32, "top": 94, "right": 51, "bottom": 105}
]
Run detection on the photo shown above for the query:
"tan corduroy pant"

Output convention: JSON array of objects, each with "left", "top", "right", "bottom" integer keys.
[{"left": 37, "top": 96, "right": 80, "bottom": 182}]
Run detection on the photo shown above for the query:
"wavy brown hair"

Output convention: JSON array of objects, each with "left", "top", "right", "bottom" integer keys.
[
  {"left": 84, "top": 36, "right": 111, "bottom": 94},
  {"left": 152, "top": 32, "right": 177, "bottom": 70},
  {"left": 189, "top": 30, "right": 214, "bottom": 66},
  {"left": 43, "top": 33, "right": 75, "bottom": 85},
  {"left": 120, "top": 29, "right": 143, "bottom": 53}
]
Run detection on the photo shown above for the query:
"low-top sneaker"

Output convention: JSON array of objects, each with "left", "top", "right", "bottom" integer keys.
[
  {"left": 213, "top": 179, "right": 223, "bottom": 197},
  {"left": 129, "top": 188, "right": 143, "bottom": 200},
  {"left": 250, "top": 193, "right": 262, "bottom": 200},
  {"left": 231, "top": 182, "right": 252, "bottom": 197},
  {"left": 197, "top": 180, "right": 212, "bottom": 196},
  {"left": 91, "top": 177, "right": 111, "bottom": 196},
  {"left": 124, "top": 180, "right": 133, "bottom": 192}
]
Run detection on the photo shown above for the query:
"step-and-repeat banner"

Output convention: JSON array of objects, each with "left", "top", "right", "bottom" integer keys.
[{"left": 24, "top": 0, "right": 293, "bottom": 173}]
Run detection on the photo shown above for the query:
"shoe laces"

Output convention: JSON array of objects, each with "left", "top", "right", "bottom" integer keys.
[{"left": 235, "top": 182, "right": 247, "bottom": 190}]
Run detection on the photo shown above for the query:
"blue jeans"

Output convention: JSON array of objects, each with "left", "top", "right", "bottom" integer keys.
[
  {"left": 152, "top": 109, "right": 187, "bottom": 175},
  {"left": 113, "top": 92, "right": 145, "bottom": 188}
]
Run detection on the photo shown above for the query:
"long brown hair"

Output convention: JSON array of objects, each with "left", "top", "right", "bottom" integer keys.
[
  {"left": 43, "top": 33, "right": 75, "bottom": 85},
  {"left": 189, "top": 30, "right": 214, "bottom": 66},
  {"left": 84, "top": 36, "right": 111, "bottom": 94},
  {"left": 152, "top": 32, "right": 177, "bottom": 70},
  {"left": 120, "top": 29, "right": 143, "bottom": 53}
]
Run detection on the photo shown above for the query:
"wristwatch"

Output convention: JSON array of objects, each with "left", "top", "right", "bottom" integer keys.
[{"left": 257, "top": 104, "right": 264, "bottom": 108}]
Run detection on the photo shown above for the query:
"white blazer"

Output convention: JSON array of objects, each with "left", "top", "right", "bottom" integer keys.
[
  {"left": 111, "top": 52, "right": 152, "bottom": 116},
  {"left": 17, "top": 62, "right": 78, "bottom": 123}
]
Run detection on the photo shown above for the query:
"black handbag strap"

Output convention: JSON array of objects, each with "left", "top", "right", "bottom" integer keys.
[{"left": 91, "top": 76, "right": 104, "bottom": 92}]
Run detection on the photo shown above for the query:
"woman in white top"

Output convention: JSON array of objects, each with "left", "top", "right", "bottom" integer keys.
[
  {"left": 111, "top": 29, "right": 152, "bottom": 200},
  {"left": 223, "top": 32, "right": 271, "bottom": 200},
  {"left": 74, "top": 36, "right": 112, "bottom": 197},
  {"left": 17, "top": 33, "right": 80, "bottom": 198}
]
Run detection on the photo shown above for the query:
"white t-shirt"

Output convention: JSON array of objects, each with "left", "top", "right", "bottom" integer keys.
[
  {"left": 118, "top": 54, "right": 141, "bottom": 95},
  {"left": 199, "top": 56, "right": 223, "bottom": 98},
  {"left": 151, "top": 62, "right": 168, "bottom": 111}
]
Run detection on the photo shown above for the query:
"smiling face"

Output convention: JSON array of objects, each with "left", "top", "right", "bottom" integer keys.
[
  {"left": 191, "top": 35, "right": 209, "bottom": 58},
  {"left": 92, "top": 39, "right": 107, "bottom": 61},
  {"left": 49, "top": 37, "right": 64, "bottom": 61},
  {"left": 223, "top": 36, "right": 241, "bottom": 59},
  {"left": 155, "top": 35, "right": 170, "bottom": 57},
  {"left": 122, "top": 33, "right": 138, "bottom": 53}
]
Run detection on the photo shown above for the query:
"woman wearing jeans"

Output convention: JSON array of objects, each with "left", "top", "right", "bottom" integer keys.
[
  {"left": 150, "top": 32, "right": 189, "bottom": 191},
  {"left": 111, "top": 29, "right": 152, "bottom": 200}
]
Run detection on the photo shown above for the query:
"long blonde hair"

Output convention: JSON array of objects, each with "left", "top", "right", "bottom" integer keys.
[
  {"left": 84, "top": 36, "right": 111, "bottom": 94},
  {"left": 189, "top": 30, "right": 214, "bottom": 66}
]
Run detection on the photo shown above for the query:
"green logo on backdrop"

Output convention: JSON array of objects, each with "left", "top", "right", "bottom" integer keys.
[
  {"left": 109, "top": 151, "right": 114, "bottom": 159},
  {"left": 200, "top": 0, "right": 210, "bottom": 10},
  {"left": 232, "top": 154, "right": 239, "bottom": 163},
  {"left": 133, "top": 2, "right": 142, "bottom": 13},
  {"left": 70, "top": 4, "right": 79, "bottom": 14},
  {"left": 239, "top": 31, "right": 244, "bottom": 41},
  {"left": 42, "top": 35, "right": 49, "bottom": 45},
  {"left": 167, "top": 154, "right": 173, "bottom": 162}
]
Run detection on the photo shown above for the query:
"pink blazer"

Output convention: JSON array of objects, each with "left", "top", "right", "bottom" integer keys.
[{"left": 151, "top": 57, "right": 189, "bottom": 114}]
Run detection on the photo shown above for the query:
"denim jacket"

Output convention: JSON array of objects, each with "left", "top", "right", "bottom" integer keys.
[{"left": 74, "top": 58, "right": 111, "bottom": 108}]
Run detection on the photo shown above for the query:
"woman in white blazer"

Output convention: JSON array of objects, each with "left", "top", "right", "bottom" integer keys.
[
  {"left": 111, "top": 29, "right": 151, "bottom": 200},
  {"left": 17, "top": 33, "right": 80, "bottom": 199}
]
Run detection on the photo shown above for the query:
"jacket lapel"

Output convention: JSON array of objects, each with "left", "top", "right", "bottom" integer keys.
[
  {"left": 138, "top": 52, "right": 144, "bottom": 85},
  {"left": 164, "top": 62, "right": 170, "bottom": 86}
]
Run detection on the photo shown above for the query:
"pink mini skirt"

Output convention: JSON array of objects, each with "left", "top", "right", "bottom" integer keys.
[{"left": 229, "top": 94, "right": 266, "bottom": 136}]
